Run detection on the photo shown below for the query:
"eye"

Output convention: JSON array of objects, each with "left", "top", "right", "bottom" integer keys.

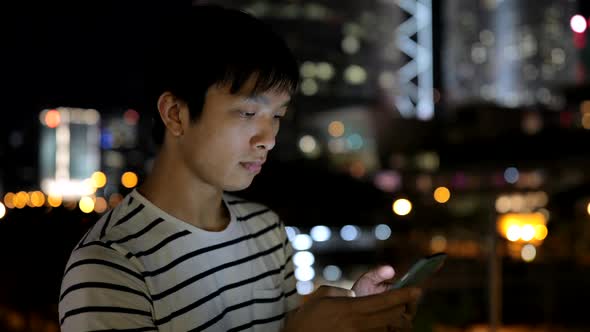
[
  {"left": 239, "top": 111, "right": 256, "bottom": 118},
  {"left": 273, "top": 115, "right": 284, "bottom": 120}
]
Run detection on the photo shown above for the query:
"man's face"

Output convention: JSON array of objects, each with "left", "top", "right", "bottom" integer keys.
[{"left": 177, "top": 79, "right": 291, "bottom": 191}]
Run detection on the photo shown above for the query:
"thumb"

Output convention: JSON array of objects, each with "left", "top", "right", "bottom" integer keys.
[
  {"left": 314, "top": 285, "right": 356, "bottom": 298},
  {"left": 363, "top": 265, "right": 396, "bottom": 283}
]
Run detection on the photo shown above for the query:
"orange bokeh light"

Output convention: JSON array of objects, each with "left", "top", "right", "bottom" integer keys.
[{"left": 45, "top": 110, "right": 61, "bottom": 128}]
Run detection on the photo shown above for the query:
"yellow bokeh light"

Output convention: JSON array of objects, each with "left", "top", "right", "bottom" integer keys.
[
  {"left": 0, "top": 202, "right": 5, "bottom": 219},
  {"left": 94, "top": 197, "right": 108, "bottom": 214},
  {"left": 582, "top": 114, "right": 590, "bottom": 130},
  {"left": 328, "top": 121, "right": 345, "bottom": 138},
  {"left": 534, "top": 224, "right": 548, "bottom": 241},
  {"left": 4, "top": 193, "right": 16, "bottom": 209},
  {"left": 47, "top": 195, "right": 62, "bottom": 207},
  {"left": 430, "top": 235, "right": 447, "bottom": 252},
  {"left": 26, "top": 192, "right": 36, "bottom": 208},
  {"left": 91, "top": 171, "right": 107, "bottom": 188},
  {"left": 393, "top": 198, "right": 412, "bottom": 216},
  {"left": 506, "top": 225, "right": 521, "bottom": 242},
  {"left": 121, "top": 172, "right": 138, "bottom": 188},
  {"left": 520, "top": 224, "right": 535, "bottom": 241},
  {"left": 497, "top": 212, "right": 547, "bottom": 242},
  {"left": 79, "top": 196, "right": 95, "bottom": 213},
  {"left": 15, "top": 191, "right": 28, "bottom": 209},
  {"left": 433, "top": 187, "right": 451, "bottom": 203},
  {"left": 587, "top": 202, "right": 590, "bottom": 216},
  {"left": 30, "top": 191, "right": 45, "bottom": 207}
]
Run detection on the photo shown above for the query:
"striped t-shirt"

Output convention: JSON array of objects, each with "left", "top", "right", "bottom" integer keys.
[{"left": 59, "top": 189, "right": 300, "bottom": 331}]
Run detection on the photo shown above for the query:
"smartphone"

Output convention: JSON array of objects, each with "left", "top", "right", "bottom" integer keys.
[{"left": 389, "top": 252, "right": 447, "bottom": 290}]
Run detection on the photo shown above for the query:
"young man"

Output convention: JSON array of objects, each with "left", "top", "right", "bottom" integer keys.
[{"left": 59, "top": 5, "right": 422, "bottom": 331}]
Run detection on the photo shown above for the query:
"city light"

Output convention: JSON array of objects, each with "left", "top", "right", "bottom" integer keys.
[
  {"left": 79, "top": 196, "right": 95, "bottom": 213},
  {"left": 344, "top": 65, "right": 367, "bottom": 85},
  {"left": 316, "top": 62, "right": 335, "bottom": 81},
  {"left": 520, "top": 224, "right": 536, "bottom": 242},
  {"left": 328, "top": 121, "right": 345, "bottom": 137},
  {"left": 587, "top": 202, "right": 590, "bottom": 216},
  {"left": 293, "top": 251, "right": 315, "bottom": 267},
  {"left": 121, "top": 171, "right": 138, "bottom": 188},
  {"left": 94, "top": 197, "right": 108, "bottom": 214},
  {"left": 393, "top": 198, "right": 412, "bottom": 216},
  {"left": 0, "top": 202, "right": 5, "bottom": 219},
  {"left": 431, "top": 235, "right": 448, "bottom": 252},
  {"left": 109, "top": 193, "right": 124, "bottom": 208},
  {"left": 521, "top": 244, "right": 537, "bottom": 262},
  {"left": 534, "top": 224, "right": 548, "bottom": 241},
  {"left": 506, "top": 225, "right": 521, "bottom": 242},
  {"left": 123, "top": 109, "right": 140, "bottom": 126},
  {"left": 340, "top": 225, "right": 360, "bottom": 241},
  {"left": 374, "top": 224, "right": 392, "bottom": 240},
  {"left": 91, "top": 171, "right": 107, "bottom": 188},
  {"left": 497, "top": 212, "right": 548, "bottom": 243},
  {"left": 300, "top": 78, "right": 319, "bottom": 96},
  {"left": 434, "top": 186, "right": 451, "bottom": 203},
  {"left": 310, "top": 225, "right": 331, "bottom": 242},
  {"left": 570, "top": 14, "right": 587, "bottom": 33},
  {"left": 296, "top": 281, "right": 314, "bottom": 295},
  {"left": 3, "top": 193, "right": 15, "bottom": 209},
  {"left": 44, "top": 109, "right": 61, "bottom": 128},
  {"left": 295, "top": 266, "right": 315, "bottom": 282},
  {"left": 14, "top": 192, "right": 28, "bottom": 209},
  {"left": 29, "top": 191, "right": 45, "bottom": 207},
  {"left": 293, "top": 234, "right": 313, "bottom": 251},
  {"left": 298, "top": 135, "right": 318, "bottom": 154},
  {"left": 323, "top": 265, "right": 342, "bottom": 281},
  {"left": 504, "top": 167, "right": 519, "bottom": 184},
  {"left": 47, "top": 195, "right": 62, "bottom": 208}
]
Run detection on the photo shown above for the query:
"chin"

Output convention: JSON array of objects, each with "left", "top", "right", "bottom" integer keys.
[{"left": 223, "top": 179, "right": 254, "bottom": 192}]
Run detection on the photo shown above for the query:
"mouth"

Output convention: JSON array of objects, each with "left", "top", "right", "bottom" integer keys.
[{"left": 240, "top": 161, "right": 264, "bottom": 174}]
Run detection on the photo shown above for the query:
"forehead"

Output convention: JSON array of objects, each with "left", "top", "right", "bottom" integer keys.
[{"left": 210, "top": 79, "right": 292, "bottom": 106}]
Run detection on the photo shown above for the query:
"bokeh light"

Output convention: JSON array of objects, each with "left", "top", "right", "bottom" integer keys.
[
  {"left": 121, "top": 171, "right": 138, "bottom": 188},
  {"left": 393, "top": 198, "right": 412, "bottom": 216}
]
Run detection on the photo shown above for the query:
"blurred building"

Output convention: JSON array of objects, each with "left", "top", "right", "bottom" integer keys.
[
  {"left": 39, "top": 107, "right": 101, "bottom": 199},
  {"left": 443, "top": 0, "right": 581, "bottom": 109}
]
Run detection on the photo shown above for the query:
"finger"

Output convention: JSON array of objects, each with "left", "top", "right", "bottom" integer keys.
[
  {"left": 354, "top": 287, "right": 422, "bottom": 312},
  {"left": 314, "top": 285, "right": 356, "bottom": 298}
]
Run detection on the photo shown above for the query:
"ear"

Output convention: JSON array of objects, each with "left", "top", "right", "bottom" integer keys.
[{"left": 157, "top": 92, "right": 185, "bottom": 137}]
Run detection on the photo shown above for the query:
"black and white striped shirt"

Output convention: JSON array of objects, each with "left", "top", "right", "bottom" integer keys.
[{"left": 59, "top": 189, "right": 300, "bottom": 331}]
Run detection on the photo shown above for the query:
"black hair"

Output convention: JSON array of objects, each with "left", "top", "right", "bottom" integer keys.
[{"left": 146, "top": 4, "right": 300, "bottom": 145}]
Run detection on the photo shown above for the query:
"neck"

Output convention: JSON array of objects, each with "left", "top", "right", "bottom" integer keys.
[{"left": 138, "top": 145, "right": 230, "bottom": 232}]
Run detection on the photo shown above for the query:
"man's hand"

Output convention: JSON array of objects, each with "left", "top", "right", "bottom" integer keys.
[
  {"left": 282, "top": 285, "right": 421, "bottom": 332},
  {"left": 352, "top": 265, "right": 396, "bottom": 297},
  {"left": 351, "top": 265, "right": 421, "bottom": 325}
]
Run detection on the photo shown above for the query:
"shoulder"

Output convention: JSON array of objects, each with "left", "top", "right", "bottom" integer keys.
[{"left": 62, "top": 240, "right": 145, "bottom": 285}]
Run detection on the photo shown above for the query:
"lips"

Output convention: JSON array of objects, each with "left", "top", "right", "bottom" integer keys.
[{"left": 240, "top": 161, "right": 264, "bottom": 173}]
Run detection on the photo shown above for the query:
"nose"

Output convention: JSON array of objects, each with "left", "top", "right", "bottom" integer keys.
[{"left": 251, "top": 118, "right": 277, "bottom": 151}]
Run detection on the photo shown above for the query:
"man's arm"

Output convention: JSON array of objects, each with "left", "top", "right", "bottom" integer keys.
[{"left": 59, "top": 243, "right": 156, "bottom": 331}]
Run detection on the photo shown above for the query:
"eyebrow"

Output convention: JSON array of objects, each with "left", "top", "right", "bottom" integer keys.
[{"left": 244, "top": 94, "right": 291, "bottom": 108}]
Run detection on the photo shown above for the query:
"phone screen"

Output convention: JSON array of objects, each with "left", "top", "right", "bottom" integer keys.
[{"left": 389, "top": 252, "right": 447, "bottom": 290}]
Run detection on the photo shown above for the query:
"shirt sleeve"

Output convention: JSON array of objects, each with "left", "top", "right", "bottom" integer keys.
[
  {"left": 279, "top": 221, "right": 301, "bottom": 312},
  {"left": 58, "top": 242, "right": 156, "bottom": 331}
]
